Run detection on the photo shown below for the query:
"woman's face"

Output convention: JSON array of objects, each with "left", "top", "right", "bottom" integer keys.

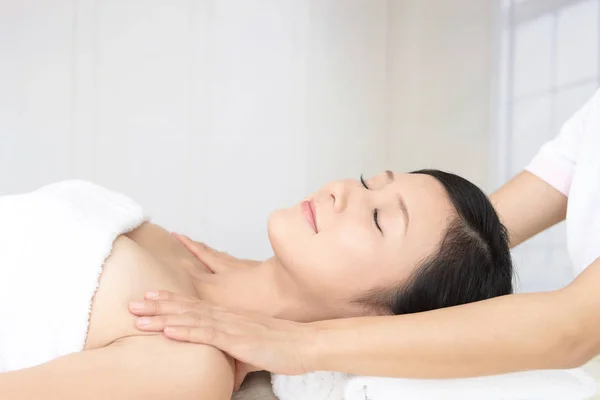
[{"left": 267, "top": 171, "right": 456, "bottom": 317}]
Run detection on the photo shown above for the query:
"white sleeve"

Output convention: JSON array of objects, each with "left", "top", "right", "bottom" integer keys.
[{"left": 525, "top": 88, "right": 600, "bottom": 196}]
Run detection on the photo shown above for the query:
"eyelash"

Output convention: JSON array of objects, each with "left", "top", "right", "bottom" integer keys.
[{"left": 360, "top": 174, "right": 383, "bottom": 234}]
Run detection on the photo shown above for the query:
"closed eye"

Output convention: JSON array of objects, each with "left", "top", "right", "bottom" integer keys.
[
  {"left": 360, "top": 174, "right": 383, "bottom": 235},
  {"left": 360, "top": 174, "right": 369, "bottom": 189}
]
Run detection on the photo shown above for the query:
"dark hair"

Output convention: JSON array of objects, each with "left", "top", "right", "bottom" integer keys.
[{"left": 356, "top": 169, "right": 513, "bottom": 315}]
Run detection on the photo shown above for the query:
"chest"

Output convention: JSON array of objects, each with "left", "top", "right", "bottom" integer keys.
[{"left": 84, "top": 227, "right": 203, "bottom": 350}]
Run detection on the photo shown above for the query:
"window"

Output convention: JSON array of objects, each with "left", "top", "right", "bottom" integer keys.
[{"left": 497, "top": 0, "right": 600, "bottom": 292}]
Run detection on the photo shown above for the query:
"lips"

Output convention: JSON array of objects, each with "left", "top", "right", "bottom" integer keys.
[{"left": 301, "top": 200, "right": 318, "bottom": 233}]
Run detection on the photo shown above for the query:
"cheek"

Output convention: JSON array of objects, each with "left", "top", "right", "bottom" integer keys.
[
  {"left": 268, "top": 210, "right": 395, "bottom": 300},
  {"left": 316, "top": 225, "right": 411, "bottom": 299},
  {"left": 322, "top": 226, "right": 383, "bottom": 280},
  {"left": 326, "top": 225, "right": 376, "bottom": 263},
  {"left": 299, "top": 223, "right": 386, "bottom": 296}
]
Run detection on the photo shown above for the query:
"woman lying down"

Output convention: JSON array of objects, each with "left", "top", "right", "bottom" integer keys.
[{"left": 0, "top": 170, "right": 513, "bottom": 399}]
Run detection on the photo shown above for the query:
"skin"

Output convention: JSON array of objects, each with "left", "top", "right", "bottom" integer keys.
[
  {"left": 130, "top": 171, "right": 600, "bottom": 382},
  {"left": 1, "top": 171, "right": 458, "bottom": 398}
]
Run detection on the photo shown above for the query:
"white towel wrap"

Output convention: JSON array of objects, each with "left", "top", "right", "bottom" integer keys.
[{"left": 0, "top": 180, "right": 147, "bottom": 372}]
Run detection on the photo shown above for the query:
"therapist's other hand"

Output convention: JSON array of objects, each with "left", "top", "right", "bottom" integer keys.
[
  {"left": 129, "top": 291, "right": 313, "bottom": 388},
  {"left": 172, "top": 232, "right": 261, "bottom": 272}
]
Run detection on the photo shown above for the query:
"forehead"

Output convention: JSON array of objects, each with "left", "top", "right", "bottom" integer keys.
[
  {"left": 372, "top": 171, "right": 456, "bottom": 245},
  {"left": 370, "top": 171, "right": 448, "bottom": 203}
]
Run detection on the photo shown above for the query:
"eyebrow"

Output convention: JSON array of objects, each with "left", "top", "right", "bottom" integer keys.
[{"left": 385, "top": 170, "right": 410, "bottom": 233}]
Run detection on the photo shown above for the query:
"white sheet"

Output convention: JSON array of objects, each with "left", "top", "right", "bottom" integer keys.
[{"left": 272, "top": 368, "right": 596, "bottom": 400}]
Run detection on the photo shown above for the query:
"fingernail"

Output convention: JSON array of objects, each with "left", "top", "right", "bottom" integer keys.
[
  {"left": 137, "top": 317, "right": 151, "bottom": 327},
  {"left": 145, "top": 291, "right": 159, "bottom": 299},
  {"left": 129, "top": 301, "right": 145, "bottom": 311}
]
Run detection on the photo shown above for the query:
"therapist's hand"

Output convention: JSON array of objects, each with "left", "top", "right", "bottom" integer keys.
[
  {"left": 129, "top": 291, "right": 314, "bottom": 389},
  {"left": 172, "top": 232, "right": 261, "bottom": 273}
]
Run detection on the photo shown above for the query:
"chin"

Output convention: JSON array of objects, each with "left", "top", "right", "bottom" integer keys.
[
  {"left": 266, "top": 209, "right": 289, "bottom": 255},
  {"left": 266, "top": 209, "right": 281, "bottom": 241},
  {"left": 268, "top": 202, "right": 317, "bottom": 266}
]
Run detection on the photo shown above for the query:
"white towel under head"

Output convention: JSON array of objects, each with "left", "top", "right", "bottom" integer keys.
[
  {"left": 0, "top": 180, "right": 147, "bottom": 372},
  {"left": 272, "top": 365, "right": 596, "bottom": 399},
  {"left": 272, "top": 371, "right": 351, "bottom": 400}
]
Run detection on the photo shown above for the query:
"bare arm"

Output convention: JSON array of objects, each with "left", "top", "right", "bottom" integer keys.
[
  {"left": 490, "top": 170, "right": 567, "bottom": 248},
  {"left": 307, "top": 256, "right": 599, "bottom": 378},
  {"left": 0, "top": 335, "right": 234, "bottom": 399}
]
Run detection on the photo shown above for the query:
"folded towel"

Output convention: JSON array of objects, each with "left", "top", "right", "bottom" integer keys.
[
  {"left": 0, "top": 180, "right": 147, "bottom": 372},
  {"left": 272, "top": 367, "right": 596, "bottom": 399},
  {"left": 344, "top": 369, "right": 597, "bottom": 400},
  {"left": 272, "top": 371, "right": 349, "bottom": 400}
]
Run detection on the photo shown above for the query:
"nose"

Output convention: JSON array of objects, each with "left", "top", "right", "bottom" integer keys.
[{"left": 327, "top": 180, "right": 352, "bottom": 213}]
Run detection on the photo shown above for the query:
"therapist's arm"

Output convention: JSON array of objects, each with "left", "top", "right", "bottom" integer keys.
[
  {"left": 490, "top": 170, "right": 567, "bottom": 248},
  {"left": 308, "top": 256, "right": 600, "bottom": 378}
]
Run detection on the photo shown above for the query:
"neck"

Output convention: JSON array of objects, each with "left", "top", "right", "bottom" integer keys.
[{"left": 191, "top": 257, "right": 331, "bottom": 322}]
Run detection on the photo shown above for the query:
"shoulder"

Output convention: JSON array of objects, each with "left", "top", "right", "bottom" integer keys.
[
  {"left": 109, "top": 335, "right": 235, "bottom": 399},
  {"left": 563, "top": 87, "right": 600, "bottom": 133}
]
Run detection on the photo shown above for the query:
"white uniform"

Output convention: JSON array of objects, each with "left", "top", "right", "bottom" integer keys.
[{"left": 526, "top": 88, "right": 600, "bottom": 275}]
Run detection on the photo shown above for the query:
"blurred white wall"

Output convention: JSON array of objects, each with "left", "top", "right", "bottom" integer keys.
[
  {"left": 387, "top": 0, "right": 495, "bottom": 190},
  {"left": 0, "top": 1, "right": 499, "bottom": 261},
  {"left": 0, "top": 0, "right": 389, "bottom": 259}
]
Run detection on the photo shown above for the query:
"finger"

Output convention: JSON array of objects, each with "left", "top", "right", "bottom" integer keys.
[
  {"left": 172, "top": 233, "right": 227, "bottom": 272},
  {"left": 233, "top": 372, "right": 247, "bottom": 392},
  {"left": 128, "top": 299, "right": 194, "bottom": 316},
  {"left": 136, "top": 313, "right": 203, "bottom": 331},
  {"left": 144, "top": 290, "right": 197, "bottom": 302},
  {"left": 173, "top": 233, "right": 212, "bottom": 259},
  {"left": 172, "top": 233, "right": 243, "bottom": 264},
  {"left": 233, "top": 364, "right": 251, "bottom": 392},
  {"left": 172, "top": 232, "right": 195, "bottom": 248},
  {"left": 163, "top": 326, "right": 225, "bottom": 348},
  {"left": 173, "top": 234, "right": 239, "bottom": 266}
]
